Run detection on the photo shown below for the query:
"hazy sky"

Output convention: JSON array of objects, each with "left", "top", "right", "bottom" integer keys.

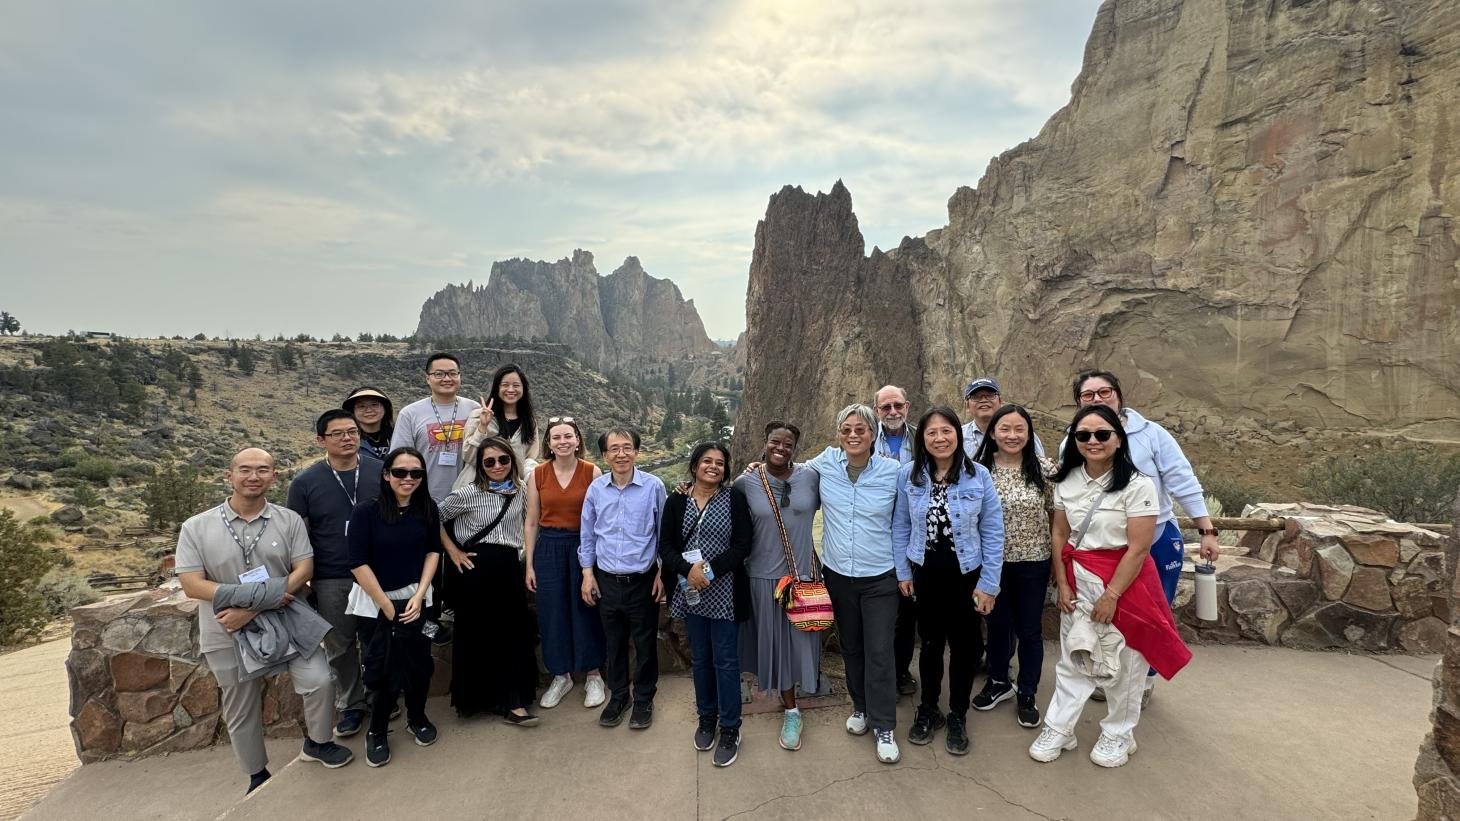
[{"left": 2, "top": 0, "right": 1102, "bottom": 342}]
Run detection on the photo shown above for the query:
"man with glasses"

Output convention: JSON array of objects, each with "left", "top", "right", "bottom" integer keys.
[
  {"left": 390, "top": 352, "right": 480, "bottom": 502},
  {"left": 871, "top": 385, "right": 920, "bottom": 698},
  {"left": 176, "top": 448, "right": 354, "bottom": 794},
  {"left": 287, "top": 409, "right": 383, "bottom": 738},
  {"left": 962, "top": 377, "right": 1045, "bottom": 459},
  {"left": 579, "top": 428, "right": 667, "bottom": 731}
]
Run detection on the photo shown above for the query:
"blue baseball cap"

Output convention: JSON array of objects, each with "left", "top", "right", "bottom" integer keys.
[{"left": 963, "top": 378, "right": 1000, "bottom": 398}]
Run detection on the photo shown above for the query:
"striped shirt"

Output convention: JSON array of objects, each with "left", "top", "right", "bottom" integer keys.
[{"left": 438, "top": 482, "right": 526, "bottom": 548}]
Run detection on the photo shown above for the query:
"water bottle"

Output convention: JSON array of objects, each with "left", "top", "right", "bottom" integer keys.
[
  {"left": 680, "top": 577, "right": 701, "bottom": 606},
  {"left": 1194, "top": 562, "right": 1218, "bottom": 621}
]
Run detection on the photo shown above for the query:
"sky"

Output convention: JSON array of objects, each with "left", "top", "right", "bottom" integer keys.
[{"left": 1, "top": 0, "right": 1103, "bottom": 342}]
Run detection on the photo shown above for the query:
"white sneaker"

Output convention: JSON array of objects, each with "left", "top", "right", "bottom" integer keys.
[
  {"left": 540, "top": 675, "right": 573, "bottom": 709},
  {"left": 1028, "top": 727, "right": 1078, "bottom": 763},
  {"left": 874, "top": 729, "right": 900, "bottom": 764},
  {"left": 845, "top": 711, "right": 868, "bottom": 736},
  {"left": 583, "top": 676, "right": 606, "bottom": 709},
  {"left": 1090, "top": 733, "right": 1137, "bottom": 768}
]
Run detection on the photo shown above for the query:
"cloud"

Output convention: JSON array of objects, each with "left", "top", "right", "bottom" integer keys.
[{"left": 1, "top": 0, "right": 1103, "bottom": 341}]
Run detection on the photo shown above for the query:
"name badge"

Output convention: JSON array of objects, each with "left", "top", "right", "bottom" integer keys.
[
  {"left": 437, "top": 451, "right": 457, "bottom": 467},
  {"left": 682, "top": 549, "right": 704, "bottom": 564},
  {"left": 238, "top": 565, "right": 269, "bottom": 584}
]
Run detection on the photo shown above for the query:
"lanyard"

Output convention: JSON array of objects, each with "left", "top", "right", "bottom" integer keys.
[
  {"left": 331, "top": 464, "right": 360, "bottom": 507},
  {"left": 431, "top": 400, "right": 460, "bottom": 448},
  {"left": 219, "top": 503, "right": 269, "bottom": 566}
]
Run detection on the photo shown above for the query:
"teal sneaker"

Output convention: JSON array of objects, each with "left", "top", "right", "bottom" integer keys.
[{"left": 779, "top": 709, "right": 803, "bottom": 751}]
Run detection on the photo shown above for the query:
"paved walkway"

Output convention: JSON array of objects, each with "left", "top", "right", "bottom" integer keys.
[
  {"left": 0, "top": 640, "right": 77, "bottom": 821},
  {"left": 20, "top": 644, "right": 1434, "bottom": 820}
]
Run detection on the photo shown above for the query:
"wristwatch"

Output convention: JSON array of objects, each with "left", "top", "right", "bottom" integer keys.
[{"left": 1196, "top": 527, "right": 1219, "bottom": 537}]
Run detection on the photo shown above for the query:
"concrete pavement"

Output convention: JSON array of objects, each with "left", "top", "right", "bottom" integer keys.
[
  {"left": 22, "top": 643, "right": 1434, "bottom": 821},
  {"left": 0, "top": 640, "right": 77, "bottom": 821}
]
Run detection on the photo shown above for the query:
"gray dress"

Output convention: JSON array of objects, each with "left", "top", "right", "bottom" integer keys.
[{"left": 734, "top": 465, "right": 824, "bottom": 694}]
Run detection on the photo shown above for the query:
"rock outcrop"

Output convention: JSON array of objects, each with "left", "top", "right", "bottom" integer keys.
[
  {"left": 416, "top": 250, "right": 721, "bottom": 379},
  {"left": 735, "top": 0, "right": 1460, "bottom": 459}
]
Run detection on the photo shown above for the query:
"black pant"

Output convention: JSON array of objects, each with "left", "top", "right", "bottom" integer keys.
[
  {"left": 824, "top": 568, "right": 900, "bottom": 731},
  {"left": 895, "top": 594, "right": 917, "bottom": 679},
  {"left": 985, "top": 559, "right": 1050, "bottom": 697},
  {"left": 913, "top": 552, "right": 982, "bottom": 716},
  {"left": 359, "top": 601, "right": 432, "bottom": 735},
  {"left": 596, "top": 568, "right": 660, "bottom": 706}
]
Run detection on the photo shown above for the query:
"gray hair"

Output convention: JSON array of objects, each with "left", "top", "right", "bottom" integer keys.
[{"left": 835, "top": 403, "right": 877, "bottom": 431}]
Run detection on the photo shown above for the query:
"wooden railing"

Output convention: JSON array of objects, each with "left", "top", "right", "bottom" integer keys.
[{"left": 1175, "top": 516, "right": 1453, "bottom": 534}]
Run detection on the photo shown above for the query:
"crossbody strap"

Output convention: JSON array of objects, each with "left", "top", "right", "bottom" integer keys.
[
  {"left": 759, "top": 466, "right": 818, "bottom": 582},
  {"left": 451, "top": 492, "right": 515, "bottom": 550},
  {"left": 1070, "top": 490, "right": 1109, "bottom": 551}
]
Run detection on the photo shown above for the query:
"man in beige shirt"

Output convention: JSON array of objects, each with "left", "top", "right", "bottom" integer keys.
[{"left": 175, "top": 448, "right": 354, "bottom": 794}]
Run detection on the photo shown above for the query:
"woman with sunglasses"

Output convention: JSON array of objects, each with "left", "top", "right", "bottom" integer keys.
[
  {"left": 346, "top": 448, "right": 444, "bottom": 767},
  {"left": 523, "top": 417, "right": 608, "bottom": 710},
  {"left": 1071, "top": 369, "right": 1218, "bottom": 707},
  {"left": 970, "top": 404, "right": 1056, "bottom": 729},
  {"left": 438, "top": 437, "right": 539, "bottom": 726},
  {"left": 731, "top": 421, "right": 823, "bottom": 752},
  {"left": 891, "top": 407, "right": 1004, "bottom": 756},
  {"left": 457, "top": 364, "right": 538, "bottom": 489},
  {"left": 1030, "top": 405, "right": 1190, "bottom": 768}
]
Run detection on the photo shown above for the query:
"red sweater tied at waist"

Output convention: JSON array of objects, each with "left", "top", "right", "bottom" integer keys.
[{"left": 1061, "top": 544, "right": 1192, "bottom": 680}]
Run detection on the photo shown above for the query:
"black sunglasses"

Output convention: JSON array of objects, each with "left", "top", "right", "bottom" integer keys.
[
  {"left": 480, "top": 456, "right": 512, "bottom": 468},
  {"left": 1073, "top": 429, "right": 1116, "bottom": 443},
  {"left": 389, "top": 467, "right": 428, "bottom": 479}
]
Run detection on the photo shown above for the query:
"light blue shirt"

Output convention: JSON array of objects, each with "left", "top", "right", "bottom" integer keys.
[
  {"left": 875, "top": 423, "right": 915, "bottom": 464},
  {"left": 804, "top": 447, "right": 902, "bottom": 578},
  {"left": 892, "top": 462, "right": 1005, "bottom": 595},
  {"left": 578, "top": 468, "right": 667, "bottom": 574}
]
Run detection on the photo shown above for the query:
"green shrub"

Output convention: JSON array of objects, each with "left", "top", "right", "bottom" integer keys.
[
  {"left": 143, "top": 460, "right": 214, "bottom": 531},
  {"left": 1201, "top": 474, "right": 1264, "bottom": 517},
  {"left": 64, "top": 456, "right": 119, "bottom": 485},
  {"left": 69, "top": 484, "right": 102, "bottom": 508},
  {"left": 37, "top": 566, "right": 100, "bottom": 616},
  {"left": 0, "top": 511, "right": 58, "bottom": 643},
  {"left": 1301, "top": 444, "right": 1460, "bottom": 523}
]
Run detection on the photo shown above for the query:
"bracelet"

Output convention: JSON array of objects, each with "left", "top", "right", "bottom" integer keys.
[{"left": 1196, "top": 527, "right": 1219, "bottom": 537}]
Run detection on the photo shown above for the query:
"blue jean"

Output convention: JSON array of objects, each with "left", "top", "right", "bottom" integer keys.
[
  {"left": 1147, "top": 518, "right": 1185, "bottom": 678},
  {"left": 985, "top": 559, "right": 1050, "bottom": 697},
  {"left": 534, "top": 528, "right": 608, "bottom": 675},
  {"left": 685, "top": 614, "right": 741, "bottom": 728}
]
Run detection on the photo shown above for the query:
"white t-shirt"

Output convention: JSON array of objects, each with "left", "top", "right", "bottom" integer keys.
[
  {"left": 1053, "top": 467, "right": 1158, "bottom": 550},
  {"left": 389, "top": 395, "right": 482, "bottom": 501}
]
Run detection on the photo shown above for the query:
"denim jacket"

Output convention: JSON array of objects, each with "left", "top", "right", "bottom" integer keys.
[{"left": 892, "top": 461, "right": 1005, "bottom": 595}]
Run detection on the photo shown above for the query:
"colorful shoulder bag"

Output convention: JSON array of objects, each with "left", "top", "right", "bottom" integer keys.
[{"left": 760, "top": 467, "right": 834, "bottom": 632}]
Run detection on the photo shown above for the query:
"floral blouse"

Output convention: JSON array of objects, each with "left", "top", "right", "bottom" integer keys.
[{"left": 989, "top": 457, "right": 1056, "bottom": 563}]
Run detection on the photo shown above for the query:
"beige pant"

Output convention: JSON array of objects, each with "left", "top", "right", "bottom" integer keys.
[
  {"left": 205, "top": 646, "right": 335, "bottom": 775},
  {"left": 1042, "top": 563, "right": 1149, "bottom": 741}
]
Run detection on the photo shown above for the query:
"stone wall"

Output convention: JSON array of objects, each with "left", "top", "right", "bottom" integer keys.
[
  {"left": 67, "top": 587, "right": 312, "bottom": 763},
  {"left": 1167, "top": 504, "right": 1449, "bottom": 653},
  {"left": 1413, "top": 493, "right": 1460, "bottom": 819}
]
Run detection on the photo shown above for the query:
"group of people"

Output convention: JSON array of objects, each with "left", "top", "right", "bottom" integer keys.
[{"left": 174, "top": 352, "right": 1218, "bottom": 794}]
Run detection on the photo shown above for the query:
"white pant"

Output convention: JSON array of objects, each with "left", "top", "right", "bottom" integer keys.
[{"left": 1043, "top": 563, "right": 1147, "bottom": 741}]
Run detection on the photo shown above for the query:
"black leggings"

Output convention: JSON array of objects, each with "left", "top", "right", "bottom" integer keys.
[{"left": 913, "top": 553, "right": 982, "bottom": 716}]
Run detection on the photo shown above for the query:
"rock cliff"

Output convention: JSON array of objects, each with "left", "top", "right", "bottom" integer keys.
[
  {"left": 736, "top": 0, "right": 1460, "bottom": 461},
  {"left": 416, "top": 250, "right": 720, "bottom": 378}
]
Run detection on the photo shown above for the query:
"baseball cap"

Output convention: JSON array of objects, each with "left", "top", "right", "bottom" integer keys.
[{"left": 963, "top": 378, "right": 1000, "bottom": 398}]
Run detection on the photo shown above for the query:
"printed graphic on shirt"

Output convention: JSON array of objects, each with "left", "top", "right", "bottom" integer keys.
[{"left": 426, "top": 420, "right": 467, "bottom": 452}]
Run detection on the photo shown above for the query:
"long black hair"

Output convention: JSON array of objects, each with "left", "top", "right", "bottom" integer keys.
[
  {"left": 972, "top": 404, "right": 1046, "bottom": 493},
  {"left": 909, "top": 406, "right": 977, "bottom": 487},
  {"left": 489, "top": 364, "right": 536, "bottom": 449},
  {"left": 377, "top": 447, "right": 439, "bottom": 526},
  {"left": 1051, "top": 405, "right": 1138, "bottom": 492}
]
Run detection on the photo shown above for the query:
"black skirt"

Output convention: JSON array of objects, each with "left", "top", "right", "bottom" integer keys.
[{"left": 446, "top": 543, "right": 539, "bottom": 716}]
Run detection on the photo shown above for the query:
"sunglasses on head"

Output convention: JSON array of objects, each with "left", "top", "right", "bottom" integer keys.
[
  {"left": 548, "top": 416, "right": 575, "bottom": 424},
  {"left": 389, "top": 467, "right": 428, "bottom": 479},
  {"left": 480, "top": 456, "right": 512, "bottom": 468},
  {"left": 1073, "top": 429, "right": 1116, "bottom": 443}
]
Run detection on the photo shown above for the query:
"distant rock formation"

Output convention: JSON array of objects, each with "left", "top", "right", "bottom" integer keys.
[
  {"left": 416, "top": 250, "right": 720, "bottom": 377},
  {"left": 735, "top": 0, "right": 1460, "bottom": 460}
]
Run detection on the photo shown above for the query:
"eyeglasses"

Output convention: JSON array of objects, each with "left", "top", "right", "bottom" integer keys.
[
  {"left": 969, "top": 393, "right": 1000, "bottom": 403},
  {"left": 322, "top": 428, "right": 360, "bottom": 441},
  {"left": 428, "top": 370, "right": 461, "bottom": 379},
  {"left": 606, "top": 445, "right": 636, "bottom": 455},
  {"left": 389, "top": 468, "right": 428, "bottom": 479},
  {"left": 232, "top": 466, "right": 275, "bottom": 477},
  {"left": 548, "top": 416, "right": 575, "bottom": 424},
  {"left": 1073, "top": 429, "right": 1116, "bottom": 443},
  {"left": 480, "top": 456, "right": 512, "bottom": 468},
  {"left": 876, "top": 401, "right": 907, "bottom": 412},
  {"left": 1078, "top": 386, "right": 1116, "bottom": 402}
]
